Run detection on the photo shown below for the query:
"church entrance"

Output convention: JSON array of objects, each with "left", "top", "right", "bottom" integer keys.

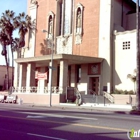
[{"left": 89, "top": 77, "right": 99, "bottom": 95}]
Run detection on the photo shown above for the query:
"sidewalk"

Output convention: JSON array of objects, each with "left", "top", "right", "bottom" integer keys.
[
  {"left": 1, "top": 101, "right": 139, "bottom": 115},
  {"left": 52, "top": 103, "right": 140, "bottom": 115},
  {"left": 25, "top": 102, "right": 134, "bottom": 114},
  {"left": 57, "top": 103, "right": 133, "bottom": 112},
  {"left": 1, "top": 102, "right": 140, "bottom": 115}
]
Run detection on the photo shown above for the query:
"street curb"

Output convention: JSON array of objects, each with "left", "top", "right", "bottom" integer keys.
[{"left": 0, "top": 102, "right": 139, "bottom": 115}]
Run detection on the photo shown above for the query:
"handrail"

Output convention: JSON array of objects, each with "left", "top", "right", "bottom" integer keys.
[
  {"left": 89, "top": 89, "right": 97, "bottom": 95},
  {"left": 104, "top": 91, "right": 114, "bottom": 103}
]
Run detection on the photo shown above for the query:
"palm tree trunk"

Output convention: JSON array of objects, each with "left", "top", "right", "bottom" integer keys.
[
  {"left": 136, "top": 0, "right": 140, "bottom": 111},
  {"left": 4, "top": 53, "right": 9, "bottom": 90}
]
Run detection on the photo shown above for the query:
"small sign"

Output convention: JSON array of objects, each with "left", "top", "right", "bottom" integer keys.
[{"left": 37, "top": 72, "right": 47, "bottom": 80}]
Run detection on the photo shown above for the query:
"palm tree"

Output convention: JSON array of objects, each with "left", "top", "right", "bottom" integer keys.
[
  {"left": 0, "top": 10, "right": 17, "bottom": 88},
  {"left": 0, "top": 10, "right": 34, "bottom": 90},
  {"left": 1, "top": 10, "right": 15, "bottom": 40},
  {"left": 16, "top": 12, "right": 33, "bottom": 48},
  {"left": 0, "top": 31, "right": 10, "bottom": 90},
  {"left": 0, "top": 10, "right": 33, "bottom": 89}
]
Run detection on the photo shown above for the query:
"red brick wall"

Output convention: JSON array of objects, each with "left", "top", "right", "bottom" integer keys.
[
  {"left": 34, "top": 0, "right": 56, "bottom": 56},
  {"left": 73, "top": 0, "right": 100, "bottom": 57},
  {"left": 27, "top": 0, "right": 100, "bottom": 57}
]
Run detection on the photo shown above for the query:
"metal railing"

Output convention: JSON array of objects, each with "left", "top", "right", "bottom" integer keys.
[
  {"left": 103, "top": 91, "right": 114, "bottom": 103},
  {"left": 88, "top": 89, "right": 97, "bottom": 95},
  {"left": 12, "top": 86, "right": 64, "bottom": 94}
]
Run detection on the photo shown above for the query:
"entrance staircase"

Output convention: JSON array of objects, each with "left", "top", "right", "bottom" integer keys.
[{"left": 79, "top": 90, "right": 114, "bottom": 104}]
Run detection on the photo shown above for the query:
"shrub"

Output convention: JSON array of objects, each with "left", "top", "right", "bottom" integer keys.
[{"left": 112, "top": 89, "right": 134, "bottom": 95}]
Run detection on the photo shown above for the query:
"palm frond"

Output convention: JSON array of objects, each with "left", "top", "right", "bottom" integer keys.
[
  {"left": 134, "top": 69, "right": 137, "bottom": 73},
  {"left": 127, "top": 74, "right": 136, "bottom": 82}
]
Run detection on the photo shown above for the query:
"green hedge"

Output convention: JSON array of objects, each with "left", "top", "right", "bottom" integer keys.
[{"left": 112, "top": 89, "right": 134, "bottom": 95}]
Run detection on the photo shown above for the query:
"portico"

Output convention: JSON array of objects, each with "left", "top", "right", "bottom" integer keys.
[{"left": 13, "top": 54, "right": 103, "bottom": 104}]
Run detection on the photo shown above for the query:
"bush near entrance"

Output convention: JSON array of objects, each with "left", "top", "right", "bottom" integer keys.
[{"left": 112, "top": 89, "right": 135, "bottom": 95}]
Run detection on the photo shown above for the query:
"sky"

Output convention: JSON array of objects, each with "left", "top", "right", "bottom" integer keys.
[{"left": 0, "top": 0, "right": 27, "bottom": 66}]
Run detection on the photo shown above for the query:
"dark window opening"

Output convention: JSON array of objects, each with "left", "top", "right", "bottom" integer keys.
[{"left": 76, "top": 65, "right": 81, "bottom": 83}]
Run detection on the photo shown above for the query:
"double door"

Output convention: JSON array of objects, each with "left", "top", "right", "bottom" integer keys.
[{"left": 89, "top": 77, "right": 99, "bottom": 95}]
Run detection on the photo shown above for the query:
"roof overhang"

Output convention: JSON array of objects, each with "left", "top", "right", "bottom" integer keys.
[{"left": 15, "top": 54, "right": 104, "bottom": 66}]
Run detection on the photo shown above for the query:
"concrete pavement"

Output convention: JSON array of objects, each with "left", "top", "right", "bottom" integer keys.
[
  {"left": 0, "top": 100, "right": 139, "bottom": 115},
  {"left": 57, "top": 103, "right": 133, "bottom": 113},
  {"left": 31, "top": 103, "right": 140, "bottom": 115},
  {"left": 22, "top": 102, "right": 134, "bottom": 114}
]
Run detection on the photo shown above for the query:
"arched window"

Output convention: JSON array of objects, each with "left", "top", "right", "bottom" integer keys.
[
  {"left": 76, "top": 8, "right": 82, "bottom": 34},
  {"left": 75, "top": 3, "right": 84, "bottom": 35},
  {"left": 48, "top": 16, "right": 53, "bottom": 38},
  {"left": 75, "top": 3, "right": 84, "bottom": 44},
  {"left": 47, "top": 11, "right": 55, "bottom": 39},
  {"left": 56, "top": 0, "right": 73, "bottom": 36},
  {"left": 63, "top": 0, "right": 73, "bottom": 35}
]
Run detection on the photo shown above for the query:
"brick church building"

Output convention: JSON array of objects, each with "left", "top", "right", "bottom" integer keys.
[{"left": 13, "top": 0, "right": 137, "bottom": 105}]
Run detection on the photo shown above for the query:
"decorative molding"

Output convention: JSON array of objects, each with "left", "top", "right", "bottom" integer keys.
[
  {"left": 56, "top": 35, "right": 72, "bottom": 54},
  {"left": 75, "top": 34, "right": 82, "bottom": 45},
  {"left": 75, "top": 3, "right": 84, "bottom": 11},
  {"left": 30, "top": 0, "right": 38, "bottom": 5},
  {"left": 47, "top": 11, "right": 55, "bottom": 19},
  {"left": 88, "top": 63, "right": 101, "bottom": 75},
  {"left": 62, "top": 36, "right": 69, "bottom": 46}
]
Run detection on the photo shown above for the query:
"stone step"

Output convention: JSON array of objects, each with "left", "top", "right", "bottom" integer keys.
[{"left": 81, "top": 95, "right": 112, "bottom": 104}]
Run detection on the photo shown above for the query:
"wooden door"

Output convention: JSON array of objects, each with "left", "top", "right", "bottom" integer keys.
[{"left": 91, "top": 77, "right": 99, "bottom": 95}]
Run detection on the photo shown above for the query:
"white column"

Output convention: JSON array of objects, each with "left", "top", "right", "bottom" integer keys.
[
  {"left": 48, "top": 61, "right": 52, "bottom": 93},
  {"left": 38, "top": 67, "right": 45, "bottom": 94},
  {"left": 19, "top": 64, "right": 22, "bottom": 88},
  {"left": 14, "top": 63, "right": 18, "bottom": 87},
  {"left": 107, "top": 82, "right": 110, "bottom": 93},
  {"left": 59, "top": 60, "right": 68, "bottom": 93},
  {"left": 13, "top": 51, "right": 18, "bottom": 88},
  {"left": 19, "top": 63, "right": 27, "bottom": 88},
  {"left": 26, "top": 63, "right": 36, "bottom": 88}
]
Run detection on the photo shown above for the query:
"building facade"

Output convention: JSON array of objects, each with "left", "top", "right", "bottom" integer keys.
[
  {"left": 13, "top": 0, "right": 137, "bottom": 105},
  {"left": 0, "top": 65, "right": 13, "bottom": 91}
]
